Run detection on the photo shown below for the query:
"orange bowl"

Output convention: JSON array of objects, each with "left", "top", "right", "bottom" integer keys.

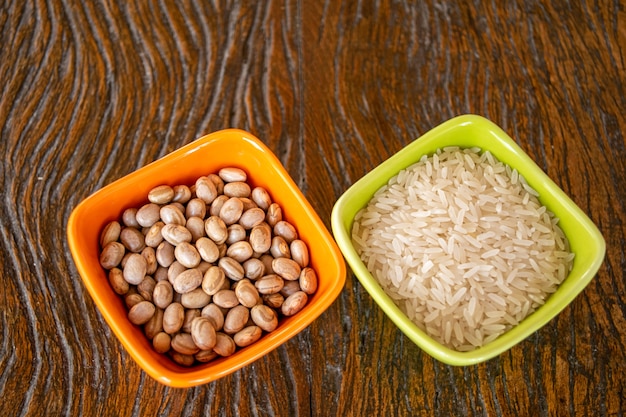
[{"left": 67, "top": 129, "right": 346, "bottom": 387}]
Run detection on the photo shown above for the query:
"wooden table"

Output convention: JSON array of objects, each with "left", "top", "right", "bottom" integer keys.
[{"left": 1, "top": 1, "right": 624, "bottom": 416}]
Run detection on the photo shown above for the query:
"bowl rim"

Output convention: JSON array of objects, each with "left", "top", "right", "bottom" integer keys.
[
  {"left": 331, "top": 114, "right": 606, "bottom": 366},
  {"left": 68, "top": 128, "right": 346, "bottom": 386}
]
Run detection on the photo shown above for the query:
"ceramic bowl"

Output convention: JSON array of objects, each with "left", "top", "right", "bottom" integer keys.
[
  {"left": 331, "top": 114, "right": 605, "bottom": 366},
  {"left": 68, "top": 129, "right": 346, "bottom": 387}
]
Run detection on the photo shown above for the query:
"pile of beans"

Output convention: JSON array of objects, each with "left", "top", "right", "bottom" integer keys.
[{"left": 98, "top": 167, "right": 318, "bottom": 366}]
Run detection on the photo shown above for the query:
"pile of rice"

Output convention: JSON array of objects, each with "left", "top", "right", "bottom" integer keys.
[{"left": 351, "top": 146, "right": 574, "bottom": 351}]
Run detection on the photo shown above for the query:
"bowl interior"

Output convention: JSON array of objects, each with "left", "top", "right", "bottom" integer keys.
[
  {"left": 68, "top": 129, "right": 346, "bottom": 387},
  {"left": 331, "top": 114, "right": 605, "bottom": 365}
]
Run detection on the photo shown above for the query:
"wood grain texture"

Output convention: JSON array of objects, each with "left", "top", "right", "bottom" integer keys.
[{"left": 1, "top": 0, "right": 624, "bottom": 416}]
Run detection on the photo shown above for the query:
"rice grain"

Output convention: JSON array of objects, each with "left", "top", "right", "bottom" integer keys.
[{"left": 351, "top": 147, "right": 573, "bottom": 350}]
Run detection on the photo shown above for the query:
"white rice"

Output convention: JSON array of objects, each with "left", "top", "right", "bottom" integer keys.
[{"left": 351, "top": 147, "right": 574, "bottom": 351}]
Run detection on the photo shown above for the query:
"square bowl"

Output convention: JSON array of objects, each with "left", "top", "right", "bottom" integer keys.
[
  {"left": 68, "top": 129, "right": 346, "bottom": 387},
  {"left": 331, "top": 114, "right": 605, "bottom": 366}
]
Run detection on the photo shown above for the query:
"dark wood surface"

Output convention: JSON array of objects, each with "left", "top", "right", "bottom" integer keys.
[{"left": 1, "top": 1, "right": 624, "bottom": 416}]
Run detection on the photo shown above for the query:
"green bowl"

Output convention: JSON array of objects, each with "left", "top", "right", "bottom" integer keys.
[{"left": 331, "top": 114, "right": 605, "bottom": 366}]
